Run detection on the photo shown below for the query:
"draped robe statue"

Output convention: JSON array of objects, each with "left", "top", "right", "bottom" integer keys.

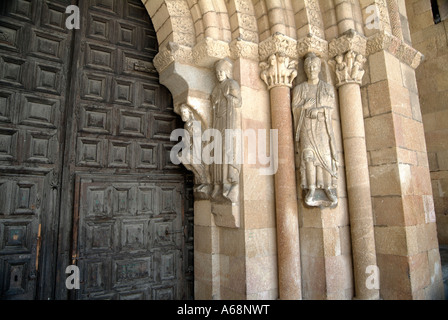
[
  {"left": 210, "top": 59, "right": 242, "bottom": 203},
  {"left": 292, "top": 53, "right": 338, "bottom": 207}
]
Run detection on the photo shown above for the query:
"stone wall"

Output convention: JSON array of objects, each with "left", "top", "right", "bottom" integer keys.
[{"left": 406, "top": 0, "right": 448, "bottom": 245}]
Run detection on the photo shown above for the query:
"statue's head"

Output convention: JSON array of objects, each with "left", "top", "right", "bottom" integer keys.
[
  {"left": 215, "top": 58, "right": 233, "bottom": 82},
  {"left": 179, "top": 104, "right": 193, "bottom": 122},
  {"left": 304, "top": 52, "right": 321, "bottom": 81}
]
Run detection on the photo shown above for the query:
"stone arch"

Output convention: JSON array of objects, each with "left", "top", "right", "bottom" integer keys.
[{"left": 142, "top": 0, "right": 196, "bottom": 48}]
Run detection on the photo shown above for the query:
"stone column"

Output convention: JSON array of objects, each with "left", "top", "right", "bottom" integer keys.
[
  {"left": 329, "top": 33, "right": 380, "bottom": 300},
  {"left": 260, "top": 50, "right": 302, "bottom": 300}
]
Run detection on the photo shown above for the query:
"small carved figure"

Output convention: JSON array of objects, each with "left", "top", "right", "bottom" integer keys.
[
  {"left": 292, "top": 53, "right": 338, "bottom": 207},
  {"left": 351, "top": 54, "right": 366, "bottom": 83},
  {"left": 210, "top": 58, "right": 242, "bottom": 203},
  {"left": 177, "top": 105, "right": 211, "bottom": 197}
]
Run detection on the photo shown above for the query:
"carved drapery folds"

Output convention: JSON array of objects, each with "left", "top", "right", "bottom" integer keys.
[
  {"left": 292, "top": 53, "right": 339, "bottom": 208},
  {"left": 174, "top": 58, "right": 242, "bottom": 228}
]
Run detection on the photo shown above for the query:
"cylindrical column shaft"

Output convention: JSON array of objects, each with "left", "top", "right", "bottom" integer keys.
[
  {"left": 338, "top": 83, "right": 379, "bottom": 300},
  {"left": 270, "top": 86, "right": 302, "bottom": 300}
]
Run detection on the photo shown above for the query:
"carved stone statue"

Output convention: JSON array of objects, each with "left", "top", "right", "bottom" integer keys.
[
  {"left": 292, "top": 53, "right": 338, "bottom": 207},
  {"left": 210, "top": 58, "right": 242, "bottom": 204},
  {"left": 177, "top": 104, "right": 211, "bottom": 198}
]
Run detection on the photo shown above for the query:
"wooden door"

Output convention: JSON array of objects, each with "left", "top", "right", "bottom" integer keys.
[
  {"left": 0, "top": 0, "right": 74, "bottom": 299},
  {"left": 0, "top": 0, "right": 194, "bottom": 300},
  {"left": 63, "top": 0, "right": 193, "bottom": 300}
]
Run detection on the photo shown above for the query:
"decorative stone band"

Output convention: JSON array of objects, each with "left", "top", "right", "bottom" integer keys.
[
  {"left": 366, "top": 30, "right": 424, "bottom": 70},
  {"left": 297, "top": 33, "right": 329, "bottom": 59},
  {"left": 154, "top": 38, "right": 259, "bottom": 73},
  {"left": 329, "top": 30, "right": 367, "bottom": 59},
  {"left": 259, "top": 32, "right": 298, "bottom": 62}
]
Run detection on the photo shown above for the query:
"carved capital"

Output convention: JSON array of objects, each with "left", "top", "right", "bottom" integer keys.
[
  {"left": 297, "top": 33, "right": 328, "bottom": 58},
  {"left": 259, "top": 53, "right": 298, "bottom": 89},
  {"left": 258, "top": 32, "right": 298, "bottom": 62},
  {"left": 329, "top": 50, "right": 366, "bottom": 87}
]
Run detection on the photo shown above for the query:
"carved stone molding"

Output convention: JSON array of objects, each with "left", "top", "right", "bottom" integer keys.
[
  {"left": 366, "top": 30, "right": 424, "bottom": 69},
  {"left": 328, "top": 30, "right": 367, "bottom": 59},
  {"left": 297, "top": 33, "right": 328, "bottom": 58},
  {"left": 192, "top": 37, "right": 231, "bottom": 67},
  {"left": 259, "top": 53, "right": 298, "bottom": 89},
  {"left": 153, "top": 41, "right": 193, "bottom": 73},
  {"left": 230, "top": 38, "right": 259, "bottom": 61},
  {"left": 259, "top": 32, "right": 298, "bottom": 62}
]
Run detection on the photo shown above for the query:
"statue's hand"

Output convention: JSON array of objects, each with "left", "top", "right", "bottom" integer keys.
[{"left": 304, "top": 98, "right": 316, "bottom": 109}]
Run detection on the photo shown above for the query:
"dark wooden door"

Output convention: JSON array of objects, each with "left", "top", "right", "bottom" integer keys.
[
  {"left": 0, "top": 0, "right": 74, "bottom": 299},
  {"left": 0, "top": 0, "right": 194, "bottom": 300}
]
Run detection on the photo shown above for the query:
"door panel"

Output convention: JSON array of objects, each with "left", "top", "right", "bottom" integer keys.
[
  {"left": 64, "top": 0, "right": 193, "bottom": 300},
  {"left": 0, "top": 0, "right": 73, "bottom": 300},
  {"left": 74, "top": 175, "right": 185, "bottom": 299}
]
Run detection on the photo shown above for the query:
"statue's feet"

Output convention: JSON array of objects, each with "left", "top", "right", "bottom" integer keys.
[
  {"left": 325, "top": 188, "right": 338, "bottom": 207},
  {"left": 305, "top": 187, "right": 316, "bottom": 206}
]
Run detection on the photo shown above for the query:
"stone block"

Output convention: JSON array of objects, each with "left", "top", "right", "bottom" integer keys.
[
  {"left": 374, "top": 226, "right": 409, "bottom": 256},
  {"left": 372, "top": 196, "right": 405, "bottom": 226},
  {"left": 376, "top": 253, "right": 412, "bottom": 298},
  {"left": 365, "top": 113, "right": 396, "bottom": 151}
]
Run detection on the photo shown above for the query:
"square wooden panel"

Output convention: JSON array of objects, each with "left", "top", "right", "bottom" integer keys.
[
  {"left": 0, "top": 55, "right": 26, "bottom": 87},
  {"left": 83, "top": 185, "right": 111, "bottom": 218},
  {"left": 112, "top": 79, "right": 135, "bottom": 106},
  {"left": 112, "top": 256, "right": 153, "bottom": 287},
  {"left": 4, "top": 0, "right": 36, "bottom": 23},
  {"left": 76, "top": 137, "right": 103, "bottom": 167},
  {"left": 24, "top": 130, "right": 57, "bottom": 164},
  {"left": 0, "top": 220, "right": 32, "bottom": 253},
  {"left": 34, "top": 63, "right": 61, "bottom": 95},
  {"left": 40, "top": 1, "right": 69, "bottom": 33},
  {"left": 29, "top": 29, "right": 65, "bottom": 62},
  {"left": 0, "top": 91, "right": 15, "bottom": 124},
  {"left": 117, "top": 109, "right": 146, "bottom": 138},
  {"left": 12, "top": 181, "right": 39, "bottom": 215},
  {"left": 86, "top": 13, "right": 113, "bottom": 43},
  {"left": 112, "top": 185, "right": 135, "bottom": 215},
  {"left": 79, "top": 104, "right": 112, "bottom": 134},
  {"left": 151, "top": 114, "right": 177, "bottom": 140},
  {"left": 19, "top": 94, "right": 59, "bottom": 129},
  {"left": 85, "top": 43, "right": 115, "bottom": 72},
  {"left": 117, "top": 22, "right": 138, "bottom": 48},
  {"left": 0, "top": 21, "right": 22, "bottom": 52},
  {"left": 88, "top": 0, "right": 120, "bottom": 17},
  {"left": 85, "top": 221, "right": 114, "bottom": 253},
  {"left": 108, "top": 140, "right": 132, "bottom": 168},
  {"left": 135, "top": 142, "right": 158, "bottom": 169},
  {"left": 0, "top": 129, "right": 18, "bottom": 161},
  {"left": 81, "top": 73, "right": 109, "bottom": 102}
]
